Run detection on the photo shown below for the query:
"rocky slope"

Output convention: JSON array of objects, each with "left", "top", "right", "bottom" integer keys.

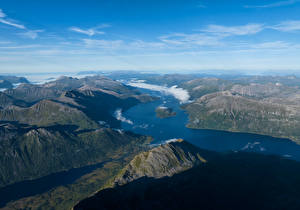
[{"left": 114, "top": 139, "right": 207, "bottom": 186}]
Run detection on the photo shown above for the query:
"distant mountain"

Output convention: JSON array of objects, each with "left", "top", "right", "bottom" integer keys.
[
  {"left": 179, "top": 77, "right": 233, "bottom": 99},
  {"left": 0, "top": 99, "right": 99, "bottom": 130},
  {"left": 0, "top": 80, "right": 13, "bottom": 89},
  {"left": 0, "top": 75, "right": 29, "bottom": 84},
  {"left": 180, "top": 77, "right": 300, "bottom": 144},
  {"left": 0, "top": 75, "right": 29, "bottom": 90},
  {"left": 4, "top": 75, "right": 152, "bottom": 104},
  {"left": 183, "top": 91, "right": 300, "bottom": 143},
  {"left": 4, "top": 83, "right": 61, "bottom": 103},
  {"left": 74, "top": 141, "right": 300, "bottom": 210},
  {"left": 1, "top": 76, "right": 154, "bottom": 128}
]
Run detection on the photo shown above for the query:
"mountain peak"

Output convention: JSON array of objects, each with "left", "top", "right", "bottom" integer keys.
[{"left": 114, "top": 139, "right": 207, "bottom": 186}]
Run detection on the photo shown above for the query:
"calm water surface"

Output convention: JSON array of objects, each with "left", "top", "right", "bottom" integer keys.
[{"left": 121, "top": 89, "right": 300, "bottom": 161}]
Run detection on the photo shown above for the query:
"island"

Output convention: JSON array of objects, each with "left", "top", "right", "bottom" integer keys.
[{"left": 155, "top": 106, "right": 176, "bottom": 119}]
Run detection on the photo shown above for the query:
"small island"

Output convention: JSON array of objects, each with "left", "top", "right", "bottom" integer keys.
[{"left": 155, "top": 106, "right": 176, "bottom": 119}]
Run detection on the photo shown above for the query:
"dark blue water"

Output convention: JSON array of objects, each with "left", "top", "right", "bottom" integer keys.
[
  {"left": 121, "top": 89, "right": 300, "bottom": 161},
  {"left": 0, "top": 161, "right": 107, "bottom": 207}
]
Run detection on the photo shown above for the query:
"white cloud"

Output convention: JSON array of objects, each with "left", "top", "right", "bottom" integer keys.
[
  {"left": 158, "top": 24, "right": 265, "bottom": 49},
  {"left": 69, "top": 25, "right": 110, "bottom": 36},
  {"left": 0, "top": 41, "right": 12, "bottom": 45},
  {"left": 0, "top": 9, "right": 25, "bottom": 29},
  {"left": 83, "top": 39, "right": 124, "bottom": 48},
  {"left": 0, "top": 18, "right": 25, "bottom": 29},
  {"left": 114, "top": 109, "right": 133, "bottom": 124},
  {"left": 271, "top": 20, "right": 300, "bottom": 32},
  {"left": 245, "top": 0, "right": 300, "bottom": 8},
  {"left": 127, "top": 81, "right": 190, "bottom": 103},
  {"left": 69, "top": 27, "right": 105, "bottom": 36},
  {"left": 159, "top": 33, "right": 221, "bottom": 47},
  {"left": 251, "top": 41, "right": 292, "bottom": 49},
  {"left": 202, "top": 24, "right": 265, "bottom": 36},
  {"left": 0, "top": 9, "right": 6, "bottom": 18},
  {"left": 0, "top": 45, "right": 41, "bottom": 49},
  {"left": 20, "top": 30, "right": 44, "bottom": 39},
  {"left": 129, "top": 40, "right": 166, "bottom": 49}
]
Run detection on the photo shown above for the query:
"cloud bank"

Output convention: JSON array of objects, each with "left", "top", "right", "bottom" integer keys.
[{"left": 128, "top": 81, "right": 190, "bottom": 103}]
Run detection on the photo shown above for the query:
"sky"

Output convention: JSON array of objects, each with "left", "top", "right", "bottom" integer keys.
[{"left": 0, "top": 0, "right": 300, "bottom": 74}]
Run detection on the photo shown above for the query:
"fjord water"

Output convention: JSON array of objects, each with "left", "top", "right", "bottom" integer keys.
[
  {"left": 0, "top": 161, "right": 107, "bottom": 207},
  {"left": 121, "top": 89, "right": 300, "bottom": 161}
]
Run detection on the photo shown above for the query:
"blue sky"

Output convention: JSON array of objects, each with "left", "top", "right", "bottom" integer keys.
[{"left": 0, "top": 0, "right": 300, "bottom": 74}]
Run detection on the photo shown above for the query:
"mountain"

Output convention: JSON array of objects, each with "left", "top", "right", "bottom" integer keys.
[
  {"left": 0, "top": 80, "right": 13, "bottom": 89},
  {"left": 0, "top": 76, "right": 154, "bottom": 188},
  {"left": 74, "top": 141, "right": 300, "bottom": 210},
  {"left": 114, "top": 140, "right": 207, "bottom": 186},
  {"left": 0, "top": 92, "right": 28, "bottom": 109},
  {"left": 179, "top": 77, "right": 233, "bottom": 99},
  {"left": 1, "top": 76, "right": 154, "bottom": 129},
  {"left": 4, "top": 75, "right": 152, "bottom": 104},
  {"left": 0, "top": 121, "right": 150, "bottom": 187},
  {"left": 180, "top": 77, "right": 300, "bottom": 144},
  {"left": 0, "top": 100, "right": 99, "bottom": 130},
  {"left": 183, "top": 91, "right": 300, "bottom": 143},
  {"left": 4, "top": 83, "right": 61, "bottom": 103},
  {"left": 0, "top": 75, "right": 29, "bottom": 84},
  {"left": 0, "top": 75, "right": 29, "bottom": 90}
]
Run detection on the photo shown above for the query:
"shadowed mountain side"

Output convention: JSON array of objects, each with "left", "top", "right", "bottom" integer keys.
[
  {"left": 0, "top": 92, "right": 28, "bottom": 109},
  {"left": 58, "top": 88, "right": 143, "bottom": 128},
  {"left": 75, "top": 150, "right": 300, "bottom": 210}
]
